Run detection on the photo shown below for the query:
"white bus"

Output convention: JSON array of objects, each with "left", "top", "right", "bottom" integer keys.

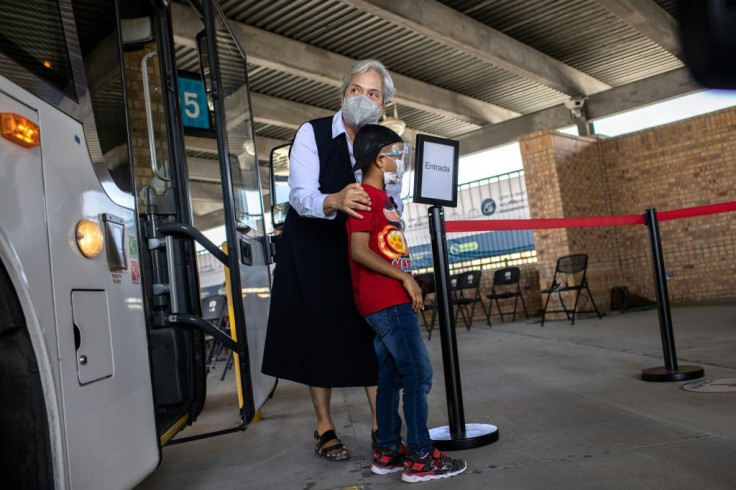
[{"left": 0, "top": 0, "right": 275, "bottom": 488}]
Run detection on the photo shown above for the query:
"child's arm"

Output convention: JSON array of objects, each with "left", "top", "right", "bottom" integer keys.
[{"left": 351, "top": 231, "right": 424, "bottom": 313}]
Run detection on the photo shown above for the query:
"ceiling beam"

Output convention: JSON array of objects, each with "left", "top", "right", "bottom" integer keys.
[
  {"left": 338, "top": 0, "right": 610, "bottom": 96},
  {"left": 185, "top": 135, "right": 288, "bottom": 162},
  {"left": 592, "top": 0, "right": 682, "bottom": 58},
  {"left": 458, "top": 68, "right": 702, "bottom": 155},
  {"left": 250, "top": 93, "right": 425, "bottom": 143},
  {"left": 187, "top": 156, "right": 220, "bottom": 183},
  {"left": 193, "top": 209, "right": 225, "bottom": 232},
  {"left": 190, "top": 181, "right": 224, "bottom": 202},
  {"left": 251, "top": 93, "right": 332, "bottom": 129},
  {"left": 187, "top": 122, "right": 417, "bottom": 169},
  {"left": 85, "top": 33, "right": 121, "bottom": 93},
  {"left": 171, "top": 1, "right": 518, "bottom": 125},
  {"left": 254, "top": 135, "right": 290, "bottom": 160}
]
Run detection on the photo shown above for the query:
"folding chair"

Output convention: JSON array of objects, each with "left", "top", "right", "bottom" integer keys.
[
  {"left": 540, "top": 254, "right": 602, "bottom": 326},
  {"left": 414, "top": 273, "right": 438, "bottom": 338},
  {"left": 450, "top": 270, "right": 483, "bottom": 331},
  {"left": 485, "top": 267, "right": 528, "bottom": 326},
  {"left": 201, "top": 295, "right": 229, "bottom": 370},
  {"left": 423, "top": 273, "right": 460, "bottom": 340}
]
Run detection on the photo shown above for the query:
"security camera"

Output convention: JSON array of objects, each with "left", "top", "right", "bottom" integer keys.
[{"left": 564, "top": 97, "right": 586, "bottom": 110}]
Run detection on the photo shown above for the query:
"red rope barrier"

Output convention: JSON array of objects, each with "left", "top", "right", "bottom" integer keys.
[
  {"left": 658, "top": 201, "right": 736, "bottom": 221},
  {"left": 444, "top": 201, "right": 736, "bottom": 233}
]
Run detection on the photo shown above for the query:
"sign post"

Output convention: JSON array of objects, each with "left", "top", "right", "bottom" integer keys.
[{"left": 413, "top": 135, "right": 499, "bottom": 450}]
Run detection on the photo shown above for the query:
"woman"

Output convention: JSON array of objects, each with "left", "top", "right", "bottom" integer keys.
[{"left": 262, "top": 59, "right": 403, "bottom": 461}]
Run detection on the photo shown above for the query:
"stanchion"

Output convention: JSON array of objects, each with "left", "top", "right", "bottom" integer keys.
[
  {"left": 641, "top": 208, "right": 704, "bottom": 382},
  {"left": 427, "top": 206, "right": 499, "bottom": 450}
]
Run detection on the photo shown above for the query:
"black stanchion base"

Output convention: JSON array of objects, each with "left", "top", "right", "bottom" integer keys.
[
  {"left": 641, "top": 365, "right": 704, "bottom": 382},
  {"left": 429, "top": 423, "right": 499, "bottom": 451}
]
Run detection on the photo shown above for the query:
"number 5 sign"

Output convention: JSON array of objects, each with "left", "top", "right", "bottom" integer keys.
[{"left": 177, "top": 76, "right": 210, "bottom": 129}]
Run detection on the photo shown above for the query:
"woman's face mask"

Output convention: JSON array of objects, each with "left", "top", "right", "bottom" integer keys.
[{"left": 342, "top": 94, "right": 382, "bottom": 128}]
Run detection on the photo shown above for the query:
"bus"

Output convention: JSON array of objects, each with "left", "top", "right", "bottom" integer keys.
[{"left": 0, "top": 0, "right": 275, "bottom": 488}]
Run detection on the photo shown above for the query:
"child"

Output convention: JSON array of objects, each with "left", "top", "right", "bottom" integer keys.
[{"left": 346, "top": 124, "right": 467, "bottom": 483}]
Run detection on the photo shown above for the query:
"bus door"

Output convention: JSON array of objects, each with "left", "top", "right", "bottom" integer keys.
[
  {"left": 128, "top": 0, "right": 274, "bottom": 442},
  {"left": 196, "top": 0, "right": 276, "bottom": 418}
]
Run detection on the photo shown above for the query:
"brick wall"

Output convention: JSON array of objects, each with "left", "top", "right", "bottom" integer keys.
[
  {"left": 599, "top": 107, "right": 736, "bottom": 303},
  {"left": 519, "top": 106, "right": 736, "bottom": 313}
]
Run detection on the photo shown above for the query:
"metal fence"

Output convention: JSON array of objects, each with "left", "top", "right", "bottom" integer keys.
[{"left": 404, "top": 170, "right": 537, "bottom": 273}]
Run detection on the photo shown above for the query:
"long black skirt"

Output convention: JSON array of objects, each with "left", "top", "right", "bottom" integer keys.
[{"left": 262, "top": 208, "right": 378, "bottom": 387}]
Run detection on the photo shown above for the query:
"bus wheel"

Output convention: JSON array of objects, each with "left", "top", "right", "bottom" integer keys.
[{"left": 0, "top": 262, "right": 54, "bottom": 489}]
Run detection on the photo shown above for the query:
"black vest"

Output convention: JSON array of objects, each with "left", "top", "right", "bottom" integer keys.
[{"left": 262, "top": 115, "right": 378, "bottom": 387}]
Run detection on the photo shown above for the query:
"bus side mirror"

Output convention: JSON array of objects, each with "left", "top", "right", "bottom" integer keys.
[{"left": 270, "top": 143, "right": 291, "bottom": 230}]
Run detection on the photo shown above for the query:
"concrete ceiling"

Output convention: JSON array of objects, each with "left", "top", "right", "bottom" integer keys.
[
  {"left": 170, "top": 0, "right": 703, "bottom": 228},
  {"left": 174, "top": 0, "right": 700, "bottom": 151}
]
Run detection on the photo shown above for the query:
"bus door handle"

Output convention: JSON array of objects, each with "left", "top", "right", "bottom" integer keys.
[{"left": 141, "top": 52, "right": 170, "bottom": 182}]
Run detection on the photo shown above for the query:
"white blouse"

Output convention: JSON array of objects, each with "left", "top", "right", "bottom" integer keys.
[{"left": 288, "top": 111, "right": 403, "bottom": 219}]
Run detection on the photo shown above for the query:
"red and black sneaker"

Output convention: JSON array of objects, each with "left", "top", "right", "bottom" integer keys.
[
  {"left": 371, "top": 443, "right": 407, "bottom": 475},
  {"left": 401, "top": 447, "right": 467, "bottom": 483}
]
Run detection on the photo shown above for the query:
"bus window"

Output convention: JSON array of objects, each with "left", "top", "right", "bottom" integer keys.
[
  {"left": 72, "top": 0, "right": 133, "bottom": 194},
  {"left": 0, "top": 0, "right": 76, "bottom": 101},
  {"left": 210, "top": 18, "right": 264, "bottom": 237}
]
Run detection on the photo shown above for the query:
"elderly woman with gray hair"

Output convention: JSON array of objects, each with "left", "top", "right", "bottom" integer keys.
[{"left": 262, "top": 60, "right": 403, "bottom": 461}]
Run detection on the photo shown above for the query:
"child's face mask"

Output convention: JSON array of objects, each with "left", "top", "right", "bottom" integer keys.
[{"left": 380, "top": 148, "right": 405, "bottom": 186}]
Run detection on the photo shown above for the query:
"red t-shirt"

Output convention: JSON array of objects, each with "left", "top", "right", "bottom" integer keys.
[{"left": 347, "top": 185, "right": 413, "bottom": 317}]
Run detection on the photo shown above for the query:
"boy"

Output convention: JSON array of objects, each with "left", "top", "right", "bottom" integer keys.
[{"left": 346, "top": 125, "right": 467, "bottom": 483}]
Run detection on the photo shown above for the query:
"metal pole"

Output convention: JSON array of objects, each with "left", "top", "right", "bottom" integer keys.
[
  {"left": 428, "top": 206, "right": 465, "bottom": 434},
  {"left": 644, "top": 208, "right": 678, "bottom": 371},
  {"left": 641, "top": 208, "right": 704, "bottom": 382},
  {"left": 427, "top": 206, "right": 498, "bottom": 450}
]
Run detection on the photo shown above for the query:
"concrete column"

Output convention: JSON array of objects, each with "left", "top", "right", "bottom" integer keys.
[{"left": 520, "top": 131, "right": 623, "bottom": 314}]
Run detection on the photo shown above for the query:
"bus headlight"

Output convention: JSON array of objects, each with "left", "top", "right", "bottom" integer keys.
[{"left": 76, "top": 219, "right": 104, "bottom": 258}]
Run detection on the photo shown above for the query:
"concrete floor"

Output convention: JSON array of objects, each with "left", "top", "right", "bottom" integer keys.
[{"left": 137, "top": 304, "right": 736, "bottom": 489}]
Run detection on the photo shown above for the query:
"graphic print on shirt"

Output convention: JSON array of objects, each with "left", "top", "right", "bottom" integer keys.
[
  {"left": 383, "top": 205, "right": 400, "bottom": 224},
  {"left": 377, "top": 199, "right": 411, "bottom": 272}
]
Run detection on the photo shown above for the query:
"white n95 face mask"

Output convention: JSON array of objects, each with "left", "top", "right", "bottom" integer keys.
[
  {"left": 383, "top": 169, "right": 400, "bottom": 186},
  {"left": 381, "top": 150, "right": 405, "bottom": 186},
  {"left": 342, "top": 95, "right": 382, "bottom": 128}
]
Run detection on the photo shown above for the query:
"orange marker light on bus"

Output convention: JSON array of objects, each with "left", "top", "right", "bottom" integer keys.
[{"left": 1, "top": 113, "right": 41, "bottom": 148}]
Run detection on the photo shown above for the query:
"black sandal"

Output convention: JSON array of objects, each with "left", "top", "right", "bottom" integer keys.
[{"left": 314, "top": 429, "right": 350, "bottom": 462}]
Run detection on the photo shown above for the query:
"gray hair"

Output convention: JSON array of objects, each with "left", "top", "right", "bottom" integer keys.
[{"left": 340, "top": 59, "right": 396, "bottom": 104}]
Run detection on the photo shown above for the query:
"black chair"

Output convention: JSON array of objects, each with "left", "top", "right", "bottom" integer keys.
[
  {"left": 450, "top": 270, "right": 483, "bottom": 331},
  {"left": 485, "top": 267, "right": 528, "bottom": 326},
  {"left": 201, "top": 295, "right": 229, "bottom": 370},
  {"left": 540, "top": 254, "right": 602, "bottom": 326},
  {"left": 421, "top": 273, "right": 461, "bottom": 340},
  {"left": 414, "top": 273, "right": 438, "bottom": 337}
]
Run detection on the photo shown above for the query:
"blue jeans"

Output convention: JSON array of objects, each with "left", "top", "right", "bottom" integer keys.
[{"left": 365, "top": 303, "right": 433, "bottom": 454}]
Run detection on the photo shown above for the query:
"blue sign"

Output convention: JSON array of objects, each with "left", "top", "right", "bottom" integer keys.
[
  {"left": 481, "top": 198, "right": 497, "bottom": 216},
  {"left": 409, "top": 230, "right": 535, "bottom": 269},
  {"left": 177, "top": 77, "right": 210, "bottom": 129}
]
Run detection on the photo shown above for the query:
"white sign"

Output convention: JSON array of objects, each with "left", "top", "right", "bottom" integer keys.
[
  {"left": 413, "top": 135, "right": 459, "bottom": 207},
  {"left": 420, "top": 141, "right": 455, "bottom": 201}
]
